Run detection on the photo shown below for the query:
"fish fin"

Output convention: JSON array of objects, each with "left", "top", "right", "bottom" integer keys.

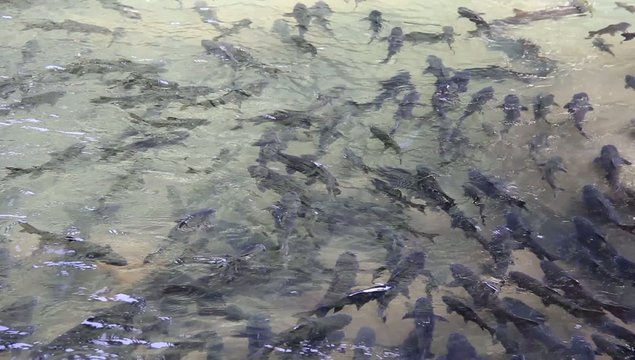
[
  {"left": 18, "top": 222, "right": 43, "bottom": 235},
  {"left": 435, "top": 315, "right": 449, "bottom": 322},
  {"left": 512, "top": 8, "right": 527, "bottom": 16},
  {"left": 292, "top": 310, "right": 315, "bottom": 318},
  {"left": 622, "top": 157, "right": 632, "bottom": 165},
  {"left": 402, "top": 310, "right": 414, "bottom": 319},
  {"left": 334, "top": 305, "right": 345, "bottom": 312},
  {"left": 447, "top": 280, "right": 461, "bottom": 287}
]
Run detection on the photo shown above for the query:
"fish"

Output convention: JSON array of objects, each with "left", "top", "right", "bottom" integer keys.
[
  {"left": 462, "top": 66, "right": 535, "bottom": 83},
  {"left": 377, "top": 251, "right": 428, "bottom": 321},
  {"left": 283, "top": 3, "right": 312, "bottom": 37},
  {"left": 505, "top": 211, "right": 560, "bottom": 261},
  {"left": 23, "top": 19, "right": 113, "bottom": 35},
  {"left": 494, "top": 3, "right": 588, "bottom": 26},
  {"left": 5, "top": 142, "right": 85, "bottom": 179},
  {"left": 441, "top": 295, "right": 495, "bottom": 336},
  {"left": 592, "top": 37, "right": 615, "bottom": 56},
  {"left": 391, "top": 90, "right": 421, "bottom": 134},
  {"left": 343, "top": 148, "right": 371, "bottom": 173},
  {"left": 271, "top": 192, "right": 303, "bottom": 255},
  {"left": 370, "top": 126, "right": 401, "bottom": 154},
  {"left": 622, "top": 32, "right": 635, "bottom": 41},
  {"left": 371, "top": 178, "right": 427, "bottom": 214},
  {"left": 442, "top": 26, "right": 457, "bottom": 50},
  {"left": 175, "top": 208, "right": 217, "bottom": 232},
  {"left": 201, "top": 40, "right": 278, "bottom": 74},
  {"left": 595, "top": 144, "right": 631, "bottom": 189},
  {"left": 457, "top": 7, "right": 490, "bottom": 29},
  {"left": 232, "top": 314, "right": 274, "bottom": 356},
  {"left": 499, "top": 94, "right": 528, "bottom": 133},
  {"left": 400, "top": 297, "right": 437, "bottom": 359},
  {"left": 18, "top": 222, "right": 128, "bottom": 266},
  {"left": 352, "top": 326, "right": 376, "bottom": 360},
  {"left": 563, "top": 92, "right": 594, "bottom": 138},
  {"left": 128, "top": 113, "right": 210, "bottom": 130},
  {"left": 532, "top": 93, "right": 558, "bottom": 122},
  {"left": 237, "top": 110, "right": 315, "bottom": 129},
  {"left": 592, "top": 334, "right": 635, "bottom": 359},
  {"left": 582, "top": 184, "right": 635, "bottom": 232},
  {"left": 308, "top": 1, "right": 334, "bottom": 35},
  {"left": 381, "top": 27, "right": 404, "bottom": 63},
  {"left": 289, "top": 35, "right": 318, "bottom": 56},
  {"left": 212, "top": 18, "right": 252, "bottom": 40},
  {"left": 448, "top": 263, "right": 498, "bottom": 307},
  {"left": 424, "top": 55, "right": 454, "bottom": 83},
  {"left": 509, "top": 271, "right": 605, "bottom": 318},
  {"left": 248, "top": 164, "right": 308, "bottom": 200},
  {"left": 403, "top": 31, "right": 444, "bottom": 45},
  {"left": 0, "top": 90, "right": 66, "bottom": 115},
  {"left": 308, "top": 252, "right": 358, "bottom": 317},
  {"left": 457, "top": 86, "right": 496, "bottom": 125},
  {"left": 447, "top": 207, "right": 486, "bottom": 245},
  {"left": 64, "top": 58, "right": 165, "bottom": 76},
  {"left": 626, "top": 75, "right": 635, "bottom": 90},
  {"left": 616, "top": 1, "right": 635, "bottom": 13},
  {"left": 194, "top": 1, "right": 222, "bottom": 30},
  {"left": 537, "top": 156, "right": 567, "bottom": 195},
  {"left": 277, "top": 152, "right": 341, "bottom": 196},
  {"left": 297, "top": 284, "right": 393, "bottom": 317},
  {"left": 364, "top": 10, "right": 384, "bottom": 44},
  {"left": 567, "top": 336, "right": 595, "bottom": 360},
  {"left": 587, "top": 22, "right": 630, "bottom": 38},
  {"left": 541, "top": 260, "right": 635, "bottom": 322},
  {"left": 528, "top": 131, "right": 550, "bottom": 162},
  {"left": 437, "top": 333, "right": 485, "bottom": 360},
  {"left": 484, "top": 226, "right": 514, "bottom": 276},
  {"left": 98, "top": 0, "right": 141, "bottom": 19},
  {"left": 372, "top": 71, "right": 414, "bottom": 109},
  {"left": 462, "top": 183, "right": 487, "bottom": 225},
  {"left": 467, "top": 169, "right": 527, "bottom": 210}
]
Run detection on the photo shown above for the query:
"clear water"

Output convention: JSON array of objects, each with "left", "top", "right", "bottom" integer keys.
[{"left": 0, "top": 0, "right": 634, "bottom": 359}]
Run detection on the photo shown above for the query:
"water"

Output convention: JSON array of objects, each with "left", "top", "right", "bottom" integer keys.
[{"left": 0, "top": 0, "right": 634, "bottom": 358}]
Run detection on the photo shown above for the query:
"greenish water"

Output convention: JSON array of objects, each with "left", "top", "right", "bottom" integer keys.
[{"left": 0, "top": 0, "right": 634, "bottom": 359}]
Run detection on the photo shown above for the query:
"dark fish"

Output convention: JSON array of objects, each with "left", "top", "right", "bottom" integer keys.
[
  {"left": 372, "top": 71, "right": 414, "bottom": 110},
  {"left": 343, "top": 148, "right": 371, "bottom": 173},
  {"left": 18, "top": 222, "right": 127, "bottom": 266},
  {"left": 194, "top": 1, "right": 222, "bottom": 30},
  {"left": 176, "top": 208, "right": 217, "bottom": 232},
  {"left": 457, "top": 86, "right": 496, "bottom": 125},
  {"left": 64, "top": 58, "right": 164, "bottom": 76},
  {"left": 290, "top": 35, "right": 318, "bottom": 56},
  {"left": 626, "top": 75, "right": 635, "bottom": 90},
  {"left": 587, "top": 22, "right": 631, "bottom": 38},
  {"left": 509, "top": 271, "right": 604, "bottom": 318},
  {"left": 442, "top": 295, "right": 495, "bottom": 336},
  {"left": 495, "top": 4, "right": 588, "bottom": 26},
  {"left": 457, "top": 7, "right": 490, "bottom": 29},
  {"left": 0, "top": 90, "right": 66, "bottom": 115},
  {"left": 499, "top": 94, "right": 528, "bottom": 133},
  {"left": 505, "top": 211, "right": 559, "bottom": 261},
  {"left": 128, "top": 113, "right": 209, "bottom": 130},
  {"left": 463, "top": 183, "right": 487, "bottom": 225},
  {"left": 23, "top": 19, "right": 112, "bottom": 35},
  {"left": 567, "top": 336, "right": 595, "bottom": 360},
  {"left": 381, "top": 27, "right": 404, "bottom": 64},
  {"left": 447, "top": 207, "right": 486, "bottom": 245},
  {"left": 309, "top": 252, "right": 358, "bottom": 317},
  {"left": 201, "top": 40, "right": 277, "bottom": 73},
  {"left": 484, "top": 226, "right": 514, "bottom": 276},
  {"left": 20, "top": 39, "right": 41, "bottom": 64},
  {"left": 528, "top": 131, "right": 550, "bottom": 162},
  {"left": 284, "top": 3, "right": 312, "bottom": 37},
  {"left": 462, "top": 66, "right": 535, "bottom": 83},
  {"left": 271, "top": 191, "right": 303, "bottom": 255},
  {"left": 248, "top": 164, "right": 307, "bottom": 199},
  {"left": 371, "top": 178, "right": 427, "bottom": 214},
  {"left": 377, "top": 251, "right": 428, "bottom": 321},
  {"left": 261, "top": 314, "right": 352, "bottom": 356},
  {"left": 364, "top": 10, "right": 384, "bottom": 44},
  {"left": 592, "top": 37, "right": 615, "bottom": 56},
  {"left": 424, "top": 55, "right": 454, "bottom": 83},
  {"left": 232, "top": 314, "right": 273, "bottom": 356},
  {"left": 413, "top": 165, "right": 456, "bottom": 211},
  {"left": 582, "top": 184, "right": 635, "bottom": 231},
  {"left": 308, "top": 1, "right": 334, "bottom": 35},
  {"left": 622, "top": 32, "right": 635, "bottom": 41},
  {"left": 237, "top": 109, "right": 314, "bottom": 129},
  {"left": 533, "top": 93, "right": 558, "bottom": 122},
  {"left": 298, "top": 284, "right": 393, "bottom": 317},
  {"left": 277, "top": 152, "right": 341, "bottom": 196},
  {"left": 5, "top": 142, "right": 85, "bottom": 179},
  {"left": 541, "top": 260, "right": 635, "bottom": 322},
  {"left": 213, "top": 18, "right": 252, "bottom": 41},
  {"left": 616, "top": 1, "right": 635, "bottom": 13},
  {"left": 442, "top": 26, "right": 457, "bottom": 50},
  {"left": 353, "top": 327, "right": 376, "bottom": 360},
  {"left": 595, "top": 144, "right": 631, "bottom": 189},
  {"left": 391, "top": 90, "right": 421, "bottom": 134},
  {"left": 468, "top": 169, "right": 527, "bottom": 210},
  {"left": 403, "top": 31, "right": 443, "bottom": 45},
  {"left": 538, "top": 156, "right": 567, "bottom": 195},
  {"left": 449, "top": 263, "right": 498, "bottom": 307},
  {"left": 591, "top": 334, "right": 635, "bottom": 360},
  {"left": 98, "top": 0, "right": 141, "bottom": 19},
  {"left": 400, "top": 297, "right": 437, "bottom": 359},
  {"left": 438, "top": 333, "right": 485, "bottom": 360},
  {"left": 370, "top": 126, "right": 401, "bottom": 154},
  {"left": 563, "top": 92, "right": 594, "bottom": 138}
]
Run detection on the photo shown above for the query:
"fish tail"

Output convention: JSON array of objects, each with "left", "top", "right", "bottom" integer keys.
[
  {"left": 17, "top": 222, "right": 42, "bottom": 235},
  {"left": 603, "top": 303, "right": 635, "bottom": 323}
]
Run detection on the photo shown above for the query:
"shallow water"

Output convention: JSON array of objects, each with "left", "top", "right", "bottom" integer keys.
[{"left": 1, "top": 0, "right": 635, "bottom": 359}]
